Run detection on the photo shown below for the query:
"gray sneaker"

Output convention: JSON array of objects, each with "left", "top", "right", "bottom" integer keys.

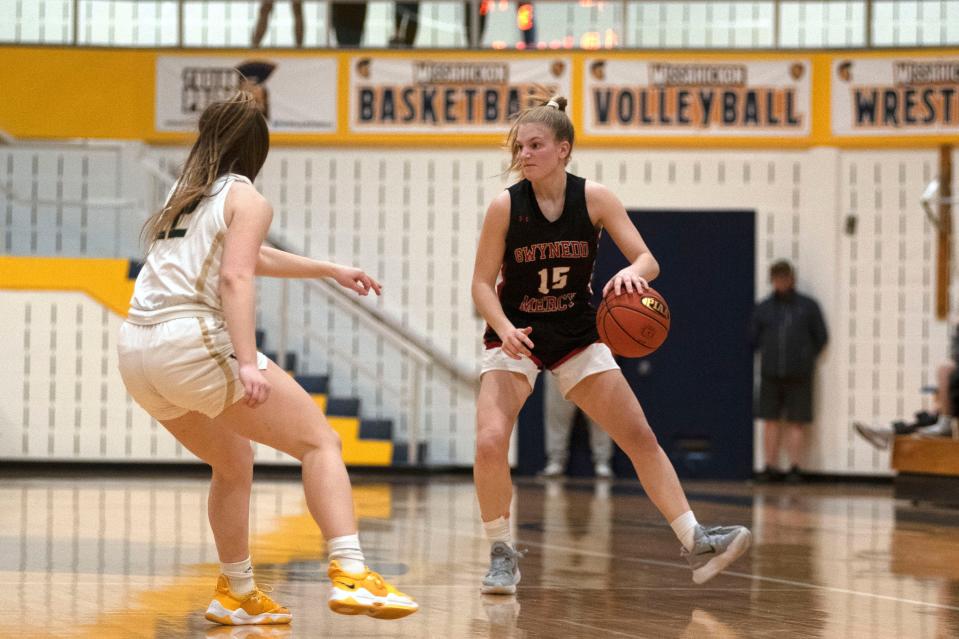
[
  {"left": 683, "top": 524, "right": 752, "bottom": 584},
  {"left": 853, "top": 421, "right": 894, "bottom": 450},
  {"left": 481, "top": 542, "right": 524, "bottom": 594}
]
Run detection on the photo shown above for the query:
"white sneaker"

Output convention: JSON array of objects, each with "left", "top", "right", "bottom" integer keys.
[
  {"left": 594, "top": 462, "right": 613, "bottom": 479},
  {"left": 917, "top": 419, "right": 953, "bottom": 438},
  {"left": 539, "top": 461, "right": 564, "bottom": 477}
]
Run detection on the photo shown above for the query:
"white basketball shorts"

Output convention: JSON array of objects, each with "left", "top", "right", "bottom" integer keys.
[
  {"left": 117, "top": 316, "right": 268, "bottom": 421},
  {"left": 480, "top": 342, "right": 619, "bottom": 397}
]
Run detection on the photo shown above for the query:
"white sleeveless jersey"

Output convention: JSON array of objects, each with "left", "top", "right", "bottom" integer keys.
[{"left": 127, "top": 174, "right": 251, "bottom": 325}]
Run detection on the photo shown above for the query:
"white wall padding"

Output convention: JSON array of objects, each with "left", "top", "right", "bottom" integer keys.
[{"left": 4, "top": 142, "right": 958, "bottom": 472}]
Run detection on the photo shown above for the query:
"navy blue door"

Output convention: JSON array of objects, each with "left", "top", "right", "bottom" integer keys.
[{"left": 517, "top": 209, "right": 755, "bottom": 480}]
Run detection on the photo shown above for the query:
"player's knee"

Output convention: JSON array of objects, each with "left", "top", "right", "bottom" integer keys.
[
  {"left": 623, "top": 423, "right": 659, "bottom": 454},
  {"left": 293, "top": 424, "right": 341, "bottom": 460},
  {"left": 475, "top": 429, "right": 509, "bottom": 463},
  {"left": 210, "top": 447, "right": 254, "bottom": 483},
  {"left": 319, "top": 427, "right": 343, "bottom": 454}
]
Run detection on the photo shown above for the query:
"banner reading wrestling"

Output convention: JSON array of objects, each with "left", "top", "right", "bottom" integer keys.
[
  {"left": 832, "top": 56, "right": 959, "bottom": 137},
  {"left": 583, "top": 58, "right": 811, "bottom": 138},
  {"left": 156, "top": 56, "right": 337, "bottom": 133},
  {"left": 350, "top": 56, "right": 572, "bottom": 134}
]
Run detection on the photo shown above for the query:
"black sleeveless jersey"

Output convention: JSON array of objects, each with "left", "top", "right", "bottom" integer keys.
[{"left": 483, "top": 173, "right": 600, "bottom": 368}]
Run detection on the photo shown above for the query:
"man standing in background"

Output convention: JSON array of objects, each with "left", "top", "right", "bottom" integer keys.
[
  {"left": 540, "top": 375, "right": 615, "bottom": 479},
  {"left": 751, "top": 260, "right": 828, "bottom": 483}
]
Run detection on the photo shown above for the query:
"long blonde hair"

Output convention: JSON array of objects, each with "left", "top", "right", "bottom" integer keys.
[
  {"left": 142, "top": 90, "right": 269, "bottom": 248},
  {"left": 505, "top": 87, "right": 574, "bottom": 175}
]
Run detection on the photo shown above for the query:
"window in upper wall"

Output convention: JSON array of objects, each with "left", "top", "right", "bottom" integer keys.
[
  {"left": 77, "top": 1, "right": 179, "bottom": 46},
  {"left": 873, "top": 0, "right": 959, "bottom": 46},
  {"left": 780, "top": 1, "right": 866, "bottom": 48},
  {"left": 625, "top": 2, "right": 775, "bottom": 49},
  {"left": 0, "top": 0, "right": 73, "bottom": 44}
]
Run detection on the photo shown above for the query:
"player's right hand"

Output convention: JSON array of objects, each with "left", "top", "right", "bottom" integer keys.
[
  {"left": 239, "top": 364, "right": 271, "bottom": 408},
  {"left": 500, "top": 326, "right": 534, "bottom": 360}
]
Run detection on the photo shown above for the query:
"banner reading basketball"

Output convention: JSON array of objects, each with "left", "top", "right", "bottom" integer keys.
[
  {"left": 350, "top": 57, "right": 572, "bottom": 134},
  {"left": 832, "top": 56, "right": 959, "bottom": 137},
  {"left": 156, "top": 56, "right": 337, "bottom": 134},
  {"left": 583, "top": 58, "right": 811, "bottom": 138}
]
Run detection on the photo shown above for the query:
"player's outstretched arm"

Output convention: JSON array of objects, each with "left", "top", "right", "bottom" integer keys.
[
  {"left": 586, "top": 181, "right": 659, "bottom": 297},
  {"left": 255, "top": 245, "right": 382, "bottom": 296}
]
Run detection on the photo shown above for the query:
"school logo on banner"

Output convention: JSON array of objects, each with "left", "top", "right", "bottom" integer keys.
[
  {"left": 349, "top": 57, "right": 572, "bottom": 134},
  {"left": 832, "top": 56, "right": 959, "bottom": 136},
  {"left": 156, "top": 56, "right": 337, "bottom": 133},
  {"left": 583, "top": 58, "right": 811, "bottom": 138}
]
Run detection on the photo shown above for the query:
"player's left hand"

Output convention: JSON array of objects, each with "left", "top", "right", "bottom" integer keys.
[
  {"left": 334, "top": 265, "right": 382, "bottom": 296},
  {"left": 603, "top": 268, "right": 650, "bottom": 297}
]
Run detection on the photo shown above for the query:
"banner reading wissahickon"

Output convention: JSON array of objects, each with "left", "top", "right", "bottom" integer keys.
[
  {"left": 832, "top": 56, "right": 959, "bottom": 137},
  {"left": 584, "top": 58, "right": 811, "bottom": 138},
  {"left": 156, "top": 56, "right": 337, "bottom": 133},
  {"left": 350, "top": 56, "right": 572, "bottom": 134}
]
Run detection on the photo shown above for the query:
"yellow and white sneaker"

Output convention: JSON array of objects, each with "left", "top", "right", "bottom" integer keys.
[
  {"left": 205, "top": 575, "right": 293, "bottom": 626},
  {"left": 327, "top": 561, "right": 419, "bottom": 620}
]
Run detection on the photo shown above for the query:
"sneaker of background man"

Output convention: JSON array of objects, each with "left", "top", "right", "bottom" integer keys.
[
  {"left": 784, "top": 465, "right": 803, "bottom": 483},
  {"left": 853, "top": 421, "right": 895, "bottom": 450},
  {"left": 755, "top": 465, "right": 784, "bottom": 483},
  {"left": 594, "top": 462, "right": 613, "bottom": 479},
  {"left": 539, "top": 460, "right": 564, "bottom": 478},
  {"left": 916, "top": 418, "right": 955, "bottom": 438}
]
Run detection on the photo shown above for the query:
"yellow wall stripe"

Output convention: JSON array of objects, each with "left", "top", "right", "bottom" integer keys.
[
  {"left": 1, "top": 256, "right": 394, "bottom": 465},
  {"left": 3, "top": 46, "right": 958, "bottom": 148},
  {"left": 0, "top": 256, "right": 134, "bottom": 317}
]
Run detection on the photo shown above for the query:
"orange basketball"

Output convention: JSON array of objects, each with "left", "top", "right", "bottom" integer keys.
[{"left": 596, "top": 287, "right": 671, "bottom": 358}]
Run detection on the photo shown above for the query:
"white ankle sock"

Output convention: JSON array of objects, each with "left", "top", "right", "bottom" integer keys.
[
  {"left": 482, "top": 516, "right": 513, "bottom": 547},
  {"left": 670, "top": 511, "right": 699, "bottom": 552},
  {"left": 221, "top": 557, "right": 255, "bottom": 595},
  {"left": 328, "top": 533, "right": 366, "bottom": 574}
]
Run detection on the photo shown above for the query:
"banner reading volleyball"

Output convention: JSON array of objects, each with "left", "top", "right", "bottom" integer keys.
[
  {"left": 156, "top": 56, "right": 337, "bottom": 134},
  {"left": 832, "top": 56, "right": 959, "bottom": 137},
  {"left": 350, "top": 56, "right": 572, "bottom": 134},
  {"left": 583, "top": 58, "right": 811, "bottom": 138}
]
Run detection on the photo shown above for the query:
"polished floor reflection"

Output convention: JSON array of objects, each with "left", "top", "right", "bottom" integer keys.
[{"left": 2, "top": 472, "right": 958, "bottom": 638}]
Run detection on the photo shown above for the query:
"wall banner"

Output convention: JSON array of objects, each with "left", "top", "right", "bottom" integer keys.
[
  {"left": 832, "top": 56, "right": 959, "bottom": 137},
  {"left": 156, "top": 56, "right": 337, "bottom": 133},
  {"left": 583, "top": 58, "right": 811, "bottom": 138},
  {"left": 349, "top": 56, "right": 572, "bottom": 134}
]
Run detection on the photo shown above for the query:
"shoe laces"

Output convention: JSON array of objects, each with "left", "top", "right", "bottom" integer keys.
[
  {"left": 365, "top": 570, "right": 386, "bottom": 588},
  {"left": 489, "top": 545, "right": 525, "bottom": 575},
  {"left": 244, "top": 584, "right": 276, "bottom": 604}
]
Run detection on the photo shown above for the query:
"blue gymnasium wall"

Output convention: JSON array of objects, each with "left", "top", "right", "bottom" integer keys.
[{"left": 518, "top": 209, "right": 756, "bottom": 480}]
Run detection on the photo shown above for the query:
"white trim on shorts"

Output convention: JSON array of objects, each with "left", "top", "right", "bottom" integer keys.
[{"left": 480, "top": 342, "right": 619, "bottom": 397}]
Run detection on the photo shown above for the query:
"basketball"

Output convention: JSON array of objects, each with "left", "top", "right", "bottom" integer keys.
[{"left": 596, "top": 287, "right": 671, "bottom": 357}]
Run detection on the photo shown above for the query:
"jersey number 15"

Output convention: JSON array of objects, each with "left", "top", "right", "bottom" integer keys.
[{"left": 537, "top": 267, "right": 570, "bottom": 294}]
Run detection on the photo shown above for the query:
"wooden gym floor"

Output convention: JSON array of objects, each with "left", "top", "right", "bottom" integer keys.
[{"left": 2, "top": 471, "right": 958, "bottom": 638}]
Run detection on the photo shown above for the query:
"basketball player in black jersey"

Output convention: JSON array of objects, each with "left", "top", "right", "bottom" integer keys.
[{"left": 470, "top": 92, "right": 752, "bottom": 594}]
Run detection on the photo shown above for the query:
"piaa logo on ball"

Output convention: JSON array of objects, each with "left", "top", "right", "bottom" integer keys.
[{"left": 641, "top": 296, "right": 668, "bottom": 318}]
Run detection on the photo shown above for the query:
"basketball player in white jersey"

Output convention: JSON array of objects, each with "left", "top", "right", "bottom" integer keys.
[{"left": 117, "top": 92, "right": 417, "bottom": 625}]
